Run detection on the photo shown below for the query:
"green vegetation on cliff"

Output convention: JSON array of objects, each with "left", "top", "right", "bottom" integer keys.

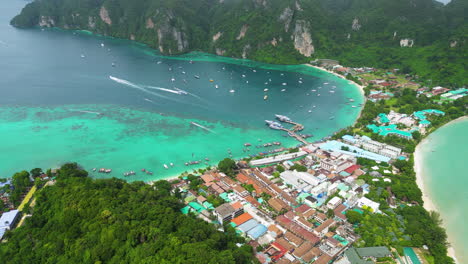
[
  {"left": 0, "top": 163, "right": 256, "bottom": 264},
  {"left": 11, "top": 0, "right": 467, "bottom": 87}
]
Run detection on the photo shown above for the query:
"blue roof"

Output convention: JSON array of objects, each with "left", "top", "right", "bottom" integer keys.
[
  {"left": 0, "top": 210, "right": 20, "bottom": 229},
  {"left": 342, "top": 135, "right": 356, "bottom": 143},
  {"left": 367, "top": 124, "right": 413, "bottom": 139},
  {"left": 247, "top": 224, "right": 268, "bottom": 239},
  {"left": 319, "top": 140, "right": 391, "bottom": 162},
  {"left": 378, "top": 113, "right": 390, "bottom": 123},
  {"left": 237, "top": 219, "right": 258, "bottom": 233}
]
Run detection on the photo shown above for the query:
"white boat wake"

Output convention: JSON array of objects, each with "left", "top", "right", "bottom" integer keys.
[
  {"left": 144, "top": 98, "right": 156, "bottom": 104},
  {"left": 70, "top": 110, "right": 102, "bottom": 115},
  {"left": 146, "top": 86, "right": 186, "bottom": 95},
  {"left": 190, "top": 122, "right": 215, "bottom": 133},
  {"left": 109, "top": 76, "right": 173, "bottom": 100},
  {"left": 109, "top": 75, "right": 210, "bottom": 110}
]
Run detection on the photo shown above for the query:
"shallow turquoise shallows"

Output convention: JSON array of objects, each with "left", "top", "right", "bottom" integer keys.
[
  {"left": 0, "top": 0, "right": 363, "bottom": 181},
  {"left": 417, "top": 119, "right": 468, "bottom": 264}
]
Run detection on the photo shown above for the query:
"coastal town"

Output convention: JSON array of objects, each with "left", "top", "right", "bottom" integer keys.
[{"left": 1, "top": 61, "right": 465, "bottom": 264}]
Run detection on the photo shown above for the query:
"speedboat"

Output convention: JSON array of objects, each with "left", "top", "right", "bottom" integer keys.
[
  {"left": 282, "top": 83, "right": 287, "bottom": 86},
  {"left": 194, "top": 75, "right": 200, "bottom": 79},
  {"left": 264, "top": 88, "right": 269, "bottom": 92},
  {"left": 264, "top": 95, "right": 268, "bottom": 100},
  {"left": 229, "top": 89, "right": 235, "bottom": 93},
  {"left": 215, "top": 85, "right": 219, "bottom": 89},
  {"left": 171, "top": 77, "right": 175, "bottom": 82},
  {"left": 80, "top": 54, "right": 85, "bottom": 58},
  {"left": 281, "top": 89, "right": 286, "bottom": 92},
  {"left": 101, "top": 43, "right": 105, "bottom": 47},
  {"left": 170, "top": 163, "right": 174, "bottom": 167},
  {"left": 163, "top": 164, "right": 169, "bottom": 169}
]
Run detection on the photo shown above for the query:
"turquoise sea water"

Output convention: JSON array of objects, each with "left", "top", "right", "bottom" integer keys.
[
  {"left": 418, "top": 119, "right": 468, "bottom": 264},
  {"left": 0, "top": 0, "right": 363, "bottom": 181}
]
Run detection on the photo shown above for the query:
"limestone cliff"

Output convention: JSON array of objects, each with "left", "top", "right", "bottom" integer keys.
[{"left": 292, "top": 20, "right": 314, "bottom": 57}]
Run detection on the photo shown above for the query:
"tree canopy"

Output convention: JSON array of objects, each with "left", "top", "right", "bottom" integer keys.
[{"left": 0, "top": 164, "right": 256, "bottom": 264}]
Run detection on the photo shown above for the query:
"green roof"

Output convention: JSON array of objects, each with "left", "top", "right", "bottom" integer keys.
[
  {"left": 344, "top": 248, "right": 374, "bottom": 264},
  {"left": 184, "top": 195, "right": 196, "bottom": 203},
  {"left": 356, "top": 246, "right": 392, "bottom": 258},
  {"left": 367, "top": 124, "right": 412, "bottom": 138},
  {"left": 378, "top": 113, "right": 390, "bottom": 123},
  {"left": 219, "top": 192, "right": 231, "bottom": 202},
  {"left": 203, "top": 201, "right": 215, "bottom": 210},
  {"left": 181, "top": 206, "right": 191, "bottom": 215},
  {"left": 188, "top": 202, "right": 206, "bottom": 213}
]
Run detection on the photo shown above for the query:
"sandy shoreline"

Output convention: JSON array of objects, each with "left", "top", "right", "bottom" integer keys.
[{"left": 414, "top": 116, "right": 468, "bottom": 264}]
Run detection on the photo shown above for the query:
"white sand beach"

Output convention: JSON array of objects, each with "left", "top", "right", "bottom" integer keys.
[{"left": 414, "top": 116, "right": 468, "bottom": 264}]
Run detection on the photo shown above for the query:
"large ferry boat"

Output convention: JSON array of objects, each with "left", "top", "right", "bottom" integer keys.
[
  {"left": 265, "top": 120, "right": 283, "bottom": 130},
  {"left": 275, "top": 114, "right": 291, "bottom": 122}
]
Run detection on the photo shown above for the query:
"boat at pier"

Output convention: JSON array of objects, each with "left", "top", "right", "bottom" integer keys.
[
  {"left": 275, "top": 114, "right": 291, "bottom": 122},
  {"left": 265, "top": 120, "right": 283, "bottom": 130}
]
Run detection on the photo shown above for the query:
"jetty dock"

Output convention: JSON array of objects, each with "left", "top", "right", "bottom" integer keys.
[{"left": 273, "top": 115, "right": 308, "bottom": 145}]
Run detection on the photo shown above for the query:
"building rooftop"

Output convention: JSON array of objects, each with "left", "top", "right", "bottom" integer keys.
[
  {"left": 231, "top": 213, "right": 253, "bottom": 226},
  {"left": 0, "top": 210, "right": 19, "bottom": 229},
  {"left": 214, "top": 203, "right": 235, "bottom": 217},
  {"left": 356, "top": 246, "right": 392, "bottom": 258}
]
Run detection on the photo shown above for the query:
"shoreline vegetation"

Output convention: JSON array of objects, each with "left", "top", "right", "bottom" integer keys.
[{"left": 414, "top": 116, "right": 468, "bottom": 263}]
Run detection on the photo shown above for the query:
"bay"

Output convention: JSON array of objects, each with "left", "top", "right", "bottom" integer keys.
[{"left": 0, "top": 0, "right": 363, "bottom": 181}]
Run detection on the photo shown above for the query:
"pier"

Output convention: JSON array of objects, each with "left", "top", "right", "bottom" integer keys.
[{"left": 272, "top": 115, "right": 309, "bottom": 145}]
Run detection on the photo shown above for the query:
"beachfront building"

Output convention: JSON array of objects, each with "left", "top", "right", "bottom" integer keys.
[
  {"left": 386, "top": 110, "right": 416, "bottom": 127},
  {"left": 343, "top": 135, "right": 402, "bottom": 159},
  {"left": 319, "top": 140, "right": 391, "bottom": 162},
  {"left": 413, "top": 109, "right": 445, "bottom": 128},
  {"left": 367, "top": 124, "right": 413, "bottom": 139}
]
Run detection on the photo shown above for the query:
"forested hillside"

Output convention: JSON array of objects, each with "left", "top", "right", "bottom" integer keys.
[
  {"left": 11, "top": 0, "right": 467, "bottom": 86},
  {"left": 0, "top": 163, "right": 256, "bottom": 264}
]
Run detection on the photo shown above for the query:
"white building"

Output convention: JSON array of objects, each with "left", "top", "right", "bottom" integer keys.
[
  {"left": 356, "top": 197, "right": 380, "bottom": 212},
  {"left": 350, "top": 135, "right": 402, "bottom": 159},
  {"left": 327, "top": 197, "right": 342, "bottom": 210},
  {"left": 310, "top": 182, "right": 330, "bottom": 197},
  {"left": 280, "top": 171, "right": 320, "bottom": 192},
  {"left": 320, "top": 157, "right": 353, "bottom": 173}
]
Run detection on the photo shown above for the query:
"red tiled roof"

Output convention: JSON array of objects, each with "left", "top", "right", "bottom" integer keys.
[
  {"left": 231, "top": 213, "right": 253, "bottom": 226},
  {"left": 236, "top": 173, "right": 249, "bottom": 183},
  {"left": 295, "top": 204, "right": 312, "bottom": 214},
  {"left": 344, "top": 165, "right": 361, "bottom": 174},
  {"left": 231, "top": 201, "right": 243, "bottom": 210}
]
